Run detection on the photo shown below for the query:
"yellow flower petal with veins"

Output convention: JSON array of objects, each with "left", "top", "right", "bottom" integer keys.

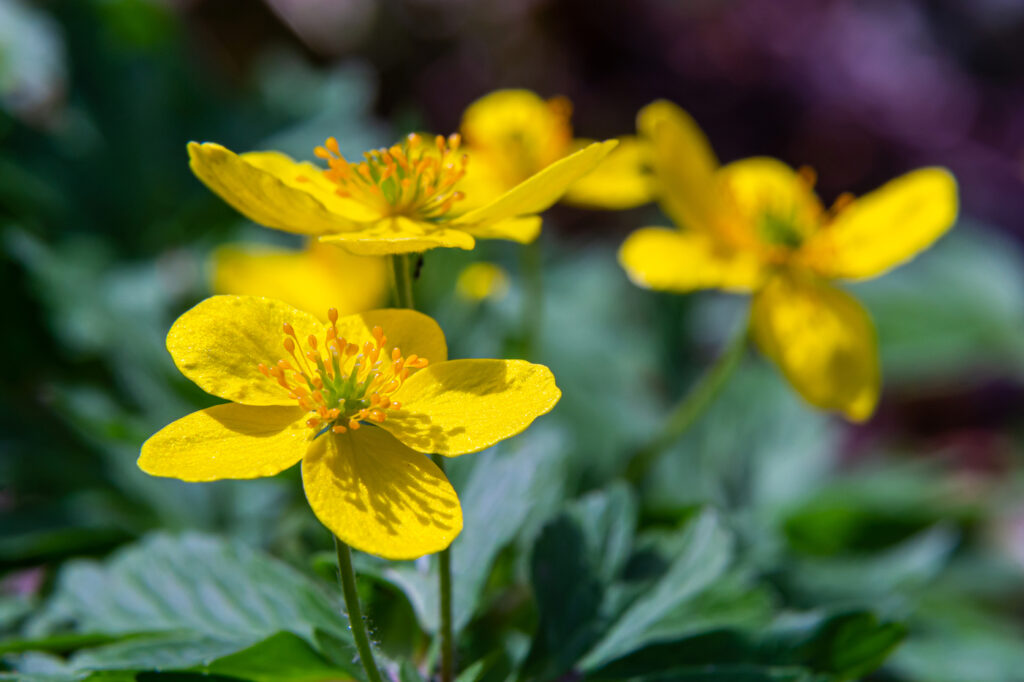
[
  {"left": 139, "top": 404, "right": 308, "bottom": 482},
  {"left": 455, "top": 140, "right": 618, "bottom": 226},
  {"left": 383, "top": 359, "right": 561, "bottom": 456},
  {"left": 460, "top": 216, "right": 542, "bottom": 244},
  {"left": 637, "top": 100, "right": 721, "bottom": 232},
  {"left": 751, "top": 274, "right": 879, "bottom": 421},
  {"left": 211, "top": 241, "right": 387, "bottom": 319},
  {"left": 318, "top": 217, "right": 476, "bottom": 255},
  {"left": 167, "top": 295, "right": 325, "bottom": 406},
  {"left": 302, "top": 420, "right": 463, "bottom": 560},
  {"left": 619, "top": 227, "right": 765, "bottom": 293},
  {"left": 188, "top": 143, "right": 370, "bottom": 235},
  {"left": 333, "top": 308, "right": 448, "bottom": 364},
  {"left": 802, "top": 167, "right": 958, "bottom": 281},
  {"left": 562, "top": 136, "right": 654, "bottom": 209}
]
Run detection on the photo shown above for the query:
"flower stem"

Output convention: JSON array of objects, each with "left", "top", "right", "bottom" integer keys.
[
  {"left": 432, "top": 453, "right": 455, "bottom": 682},
  {"left": 626, "top": 316, "right": 750, "bottom": 484},
  {"left": 387, "top": 252, "right": 455, "bottom": 682},
  {"left": 334, "top": 537, "right": 384, "bottom": 682},
  {"left": 390, "top": 254, "right": 416, "bottom": 309},
  {"left": 519, "top": 238, "right": 544, "bottom": 359}
]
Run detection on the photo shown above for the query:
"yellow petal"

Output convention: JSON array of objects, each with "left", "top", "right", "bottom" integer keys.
[
  {"left": 802, "top": 167, "right": 958, "bottom": 280},
  {"left": 240, "top": 151, "right": 379, "bottom": 222},
  {"left": 210, "top": 241, "right": 388, "bottom": 319},
  {"left": 454, "top": 140, "right": 618, "bottom": 225},
  {"left": 383, "top": 359, "right": 560, "bottom": 456},
  {"left": 188, "top": 142, "right": 370, "bottom": 235},
  {"left": 318, "top": 217, "right": 475, "bottom": 255},
  {"left": 562, "top": 136, "right": 655, "bottom": 209},
  {"left": 618, "top": 227, "right": 764, "bottom": 293},
  {"left": 459, "top": 89, "right": 573, "bottom": 184},
  {"left": 460, "top": 216, "right": 542, "bottom": 244},
  {"left": 302, "top": 427, "right": 463, "bottom": 560},
  {"left": 333, "top": 308, "right": 448, "bottom": 363},
  {"left": 751, "top": 273, "right": 879, "bottom": 421},
  {"left": 139, "top": 404, "right": 308, "bottom": 482},
  {"left": 167, "top": 295, "right": 324, "bottom": 405},
  {"left": 716, "top": 157, "right": 823, "bottom": 245},
  {"left": 636, "top": 100, "right": 720, "bottom": 231}
]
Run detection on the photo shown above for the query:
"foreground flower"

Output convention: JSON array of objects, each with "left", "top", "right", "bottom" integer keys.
[
  {"left": 620, "top": 101, "right": 958, "bottom": 420},
  {"left": 188, "top": 131, "right": 616, "bottom": 256},
  {"left": 139, "top": 296, "right": 561, "bottom": 558},
  {"left": 211, "top": 240, "right": 388, "bottom": 318},
  {"left": 458, "top": 89, "right": 653, "bottom": 210}
]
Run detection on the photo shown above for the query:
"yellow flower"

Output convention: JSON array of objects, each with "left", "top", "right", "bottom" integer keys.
[
  {"left": 139, "top": 296, "right": 561, "bottom": 559},
  {"left": 210, "top": 240, "right": 388, "bottom": 319},
  {"left": 619, "top": 101, "right": 959, "bottom": 421},
  {"left": 188, "top": 130, "right": 616, "bottom": 256},
  {"left": 458, "top": 89, "right": 654, "bottom": 210}
]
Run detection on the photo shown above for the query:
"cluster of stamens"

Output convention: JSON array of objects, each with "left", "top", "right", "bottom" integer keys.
[
  {"left": 257, "top": 309, "right": 429, "bottom": 436},
  {"left": 312, "top": 133, "right": 469, "bottom": 221}
]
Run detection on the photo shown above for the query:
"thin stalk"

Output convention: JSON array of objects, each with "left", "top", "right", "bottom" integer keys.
[
  {"left": 626, "top": 317, "right": 750, "bottom": 484},
  {"left": 334, "top": 537, "right": 384, "bottom": 682},
  {"left": 390, "top": 254, "right": 416, "bottom": 308},
  {"left": 519, "top": 238, "right": 544, "bottom": 359},
  {"left": 432, "top": 454, "right": 455, "bottom": 682},
  {"left": 387, "top": 253, "right": 455, "bottom": 681}
]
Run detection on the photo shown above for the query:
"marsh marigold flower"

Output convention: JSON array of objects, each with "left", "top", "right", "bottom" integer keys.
[
  {"left": 210, "top": 240, "right": 388, "bottom": 318},
  {"left": 139, "top": 296, "right": 561, "bottom": 558},
  {"left": 619, "top": 101, "right": 959, "bottom": 421},
  {"left": 188, "top": 130, "right": 616, "bottom": 256},
  {"left": 457, "top": 89, "right": 654, "bottom": 210}
]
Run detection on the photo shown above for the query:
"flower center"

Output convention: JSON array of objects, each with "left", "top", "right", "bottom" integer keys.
[
  {"left": 315, "top": 134, "right": 468, "bottom": 221},
  {"left": 257, "top": 308, "right": 429, "bottom": 435}
]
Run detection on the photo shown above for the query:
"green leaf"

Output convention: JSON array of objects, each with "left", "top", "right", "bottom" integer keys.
[
  {"left": 27, "top": 532, "right": 351, "bottom": 648},
  {"left": 524, "top": 484, "right": 639, "bottom": 677},
  {"left": 199, "top": 631, "right": 359, "bottom": 681},
  {"left": 580, "top": 509, "right": 734, "bottom": 670}
]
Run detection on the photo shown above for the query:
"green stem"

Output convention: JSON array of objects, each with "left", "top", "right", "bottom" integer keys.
[
  {"left": 519, "top": 238, "right": 544, "bottom": 359},
  {"left": 387, "top": 253, "right": 455, "bottom": 681},
  {"left": 390, "top": 254, "right": 416, "bottom": 309},
  {"left": 432, "top": 454, "right": 455, "bottom": 682},
  {"left": 334, "top": 538, "right": 384, "bottom": 682},
  {"left": 626, "top": 317, "right": 749, "bottom": 484}
]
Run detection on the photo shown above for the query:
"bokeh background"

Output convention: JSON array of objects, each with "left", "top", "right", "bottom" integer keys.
[{"left": 4, "top": 1, "right": 1024, "bottom": 680}]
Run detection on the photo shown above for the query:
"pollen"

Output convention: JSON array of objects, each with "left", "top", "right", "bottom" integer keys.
[
  {"left": 314, "top": 133, "right": 468, "bottom": 221},
  {"left": 257, "top": 308, "right": 429, "bottom": 435}
]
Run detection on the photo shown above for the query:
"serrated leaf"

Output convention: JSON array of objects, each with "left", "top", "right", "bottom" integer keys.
[
  {"left": 580, "top": 509, "right": 734, "bottom": 670},
  {"left": 28, "top": 532, "right": 351, "bottom": 649}
]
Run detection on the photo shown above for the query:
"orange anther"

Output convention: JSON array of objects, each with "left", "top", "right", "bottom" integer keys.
[
  {"left": 348, "top": 419, "right": 361, "bottom": 430},
  {"left": 326, "top": 137, "right": 341, "bottom": 155},
  {"left": 283, "top": 322, "right": 296, "bottom": 337},
  {"left": 306, "top": 417, "right": 320, "bottom": 428},
  {"left": 332, "top": 425, "right": 347, "bottom": 434},
  {"left": 392, "top": 347, "right": 402, "bottom": 361},
  {"left": 257, "top": 363, "right": 270, "bottom": 377},
  {"left": 328, "top": 308, "right": 339, "bottom": 323},
  {"left": 284, "top": 337, "right": 295, "bottom": 353},
  {"left": 390, "top": 401, "right": 401, "bottom": 410},
  {"left": 308, "top": 334, "right": 318, "bottom": 349}
]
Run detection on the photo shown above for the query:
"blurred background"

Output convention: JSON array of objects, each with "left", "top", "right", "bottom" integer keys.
[{"left": 3, "top": 1, "right": 1024, "bottom": 680}]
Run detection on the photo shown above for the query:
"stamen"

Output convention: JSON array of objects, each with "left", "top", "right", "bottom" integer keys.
[
  {"left": 255, "top": 310, "right": 430, "bottom": 436},
  {"left": 315, "top": 132, "right": 468, "bottom": 221}
]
